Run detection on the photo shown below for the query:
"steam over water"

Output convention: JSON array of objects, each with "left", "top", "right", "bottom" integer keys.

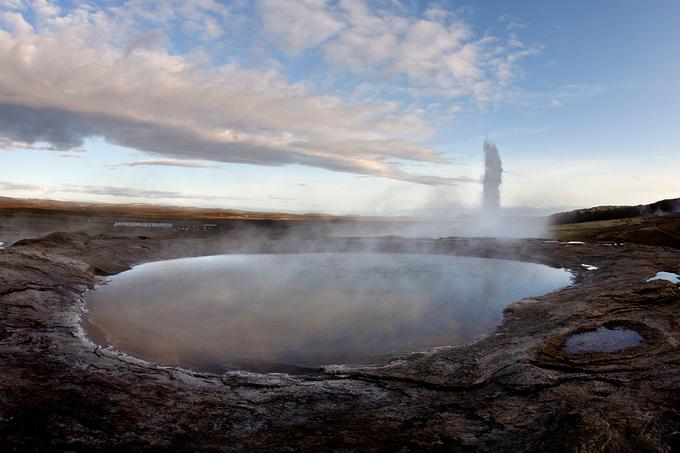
[
  {"left": 84, "top": 253, "right": 572, "bottom": 373},
  {"left": 482, "top": 139, "right": 503, "bottom": 227}
]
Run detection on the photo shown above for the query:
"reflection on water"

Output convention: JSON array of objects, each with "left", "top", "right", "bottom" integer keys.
[
  {"left": 85, "top": 253, "right": 572, "bottom": 373},
  {"left": 564, "top": 327, "right": 643, "bottom": 354}
]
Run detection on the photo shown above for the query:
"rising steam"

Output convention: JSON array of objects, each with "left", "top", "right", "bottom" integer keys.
[{"left": 481, "top": 139, "right": 503, "bottom": 226}]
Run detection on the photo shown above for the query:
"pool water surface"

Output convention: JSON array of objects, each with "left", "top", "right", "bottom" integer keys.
[{"left": 85, "top": 253, "right": 572, "bottom": 373}]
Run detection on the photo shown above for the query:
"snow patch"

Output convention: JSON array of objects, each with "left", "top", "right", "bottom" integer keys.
[
  {"left": 581, "top": 264, "right": 598, "bottom": 271},
  {"left": 647, "top": 272, "right": 680, "bottom": 284}
]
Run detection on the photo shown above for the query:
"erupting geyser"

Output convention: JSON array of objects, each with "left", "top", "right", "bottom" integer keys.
[{"left": 482, "top": 139, "right": 503, "bottom": 227}]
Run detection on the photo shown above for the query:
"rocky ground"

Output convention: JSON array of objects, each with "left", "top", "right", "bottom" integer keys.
[
  {"left": 552, "top": 213, "right": 680, "bottom": 249},
  {"left": 1, "top": 231, "right": 679, "bottom": 452}
]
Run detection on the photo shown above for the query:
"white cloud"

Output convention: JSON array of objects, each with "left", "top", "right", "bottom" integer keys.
[
  {"left": 108, "top": 159, "right": 219, "bottom": 169},
  {"left": 0, "top": 0, "right": 24, "bottom": 10},
  {"left": 0, "top": 180, "right": 49, "bottom": 192},
  {"left": 0, "top": 11, "right": 33, "bottom": 35},
  {"left": 123, "top": 29, "right": 169, "bottom": 57},
  {"left": 0, "top": 137, "right": 58, "bottom": 150},
  {"left": 0, "top": 179, "right": 289, "bottom": 203},
  {"left": 58, "top": 184, "right": 213, "bottom": 200},
  {"left": 256, "top": 0, "right": 345, "bottom": 53},
  {"left": 499, "top": 14, "right": 527, "bottom": 31},
  {"left": 0, "top": 1, "right": 536, "bottom": 186},
  {"left": 257, "top": 1, "right": 538, "bottom": 103}
]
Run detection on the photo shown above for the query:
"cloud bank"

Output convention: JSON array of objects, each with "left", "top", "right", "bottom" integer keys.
[
  {"left": 108, "top": 159, "right": 219, "bottom": 169},
  {"left": 0, "top": 179, "right": 283, "bottom": 202},
  {"left": 0, "top": 0, "right": 536, "bottom": 185}
]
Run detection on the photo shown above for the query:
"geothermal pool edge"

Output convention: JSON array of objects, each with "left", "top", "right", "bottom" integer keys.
[
  {"left": 1, "top": 232, "right": 679, "bottom": 451},
  {"left": 82, "top": 252, "right": 573, "bottom": 374}
]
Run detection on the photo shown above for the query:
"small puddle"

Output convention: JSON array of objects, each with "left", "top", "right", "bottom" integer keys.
[{"left": 564, "top": 327, "right": 644, "bottom": 354}]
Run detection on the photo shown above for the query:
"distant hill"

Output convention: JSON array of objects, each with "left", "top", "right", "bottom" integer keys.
[
  {"left": 549, "top": 197, "right": 680, "bottom": 225},
  {"left": 0, "top": 196, "right": 423, "bottom": 223},
  {"left": 0, "top": 196, "right": 348, "bottom": 222}
]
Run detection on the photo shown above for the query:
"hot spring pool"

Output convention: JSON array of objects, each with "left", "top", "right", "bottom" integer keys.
[{"left": 84, "top": 253, "right": 572, "bottom": 373}]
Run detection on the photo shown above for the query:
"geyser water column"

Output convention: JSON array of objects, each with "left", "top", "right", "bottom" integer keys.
[{"left": 482, "top": 139, "right": 503, "bottom": 227}]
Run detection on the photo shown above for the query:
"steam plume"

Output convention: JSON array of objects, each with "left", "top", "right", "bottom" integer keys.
[{"left": 482, "top": 139, "right": 503, "bottom": 225}]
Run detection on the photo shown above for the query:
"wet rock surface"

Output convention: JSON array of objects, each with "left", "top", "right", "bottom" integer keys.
[{"left": 1, "top": 232, "right": 680, "bottom": 452}]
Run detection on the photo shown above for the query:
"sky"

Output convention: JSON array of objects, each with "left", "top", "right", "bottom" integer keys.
[{"left": 0, "top": 0, "right": 678, "bottom": 215}]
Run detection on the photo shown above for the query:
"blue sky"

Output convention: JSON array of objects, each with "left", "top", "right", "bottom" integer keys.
[{"left": 0, "top": 0, "right": 678, "bottom": 215}]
